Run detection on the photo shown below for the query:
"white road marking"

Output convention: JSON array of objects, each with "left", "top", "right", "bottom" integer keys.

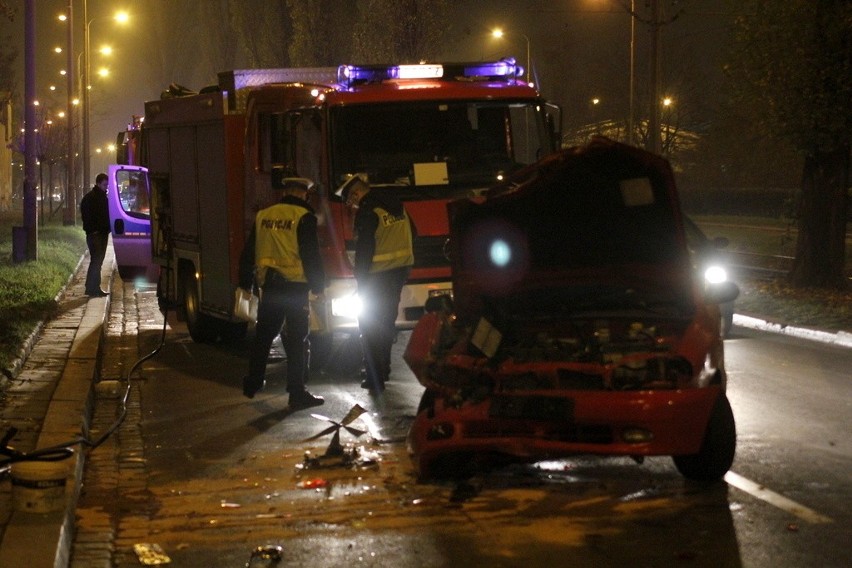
[{"left": 725, "top": 471, "right": 833, "bottom": 524}]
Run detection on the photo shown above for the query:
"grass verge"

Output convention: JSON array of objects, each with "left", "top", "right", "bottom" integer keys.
[
  {"left": 694, "top": 215, "right": 851, "bottom": 333},
  {"left": 0, "top": 211, "right": 86, "bottom": 373},
  {"left": 735, "top": 278, "right": 852, "bottom": 333}
]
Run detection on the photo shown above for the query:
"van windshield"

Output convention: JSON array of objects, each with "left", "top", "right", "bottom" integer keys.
[{"left": 329, "top": 100, "right": 551, "bottom": 200}]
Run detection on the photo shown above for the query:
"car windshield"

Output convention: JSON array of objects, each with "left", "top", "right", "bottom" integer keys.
[{"left": 329, "top": 100, "right": 551, "bottom": 200}]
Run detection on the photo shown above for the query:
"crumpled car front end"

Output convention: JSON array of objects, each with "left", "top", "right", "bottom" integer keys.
[{"left": 404, "top": 138, "right": 738, "bottom": 481}]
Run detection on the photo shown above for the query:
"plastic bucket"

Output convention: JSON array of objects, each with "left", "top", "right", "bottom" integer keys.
[{"left": 10, "top": 459, "right": 70, "bottom": 513}]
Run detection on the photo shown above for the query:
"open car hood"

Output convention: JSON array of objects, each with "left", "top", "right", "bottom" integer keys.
[{"left": 447, "top": 137, "right": 696, "bottom": 324}]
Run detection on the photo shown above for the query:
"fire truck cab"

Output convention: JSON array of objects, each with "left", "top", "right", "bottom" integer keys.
[{"left": 142, "top": 59, "right": 561, "bottom": 353}]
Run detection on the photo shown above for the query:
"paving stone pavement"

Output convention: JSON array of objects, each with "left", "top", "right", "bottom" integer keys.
[
  {"left": 0, "top": 248, "right": 114, "bottom": 568},
  {"left": 69, "top": 277, "right": 161, "bottom": 568}
]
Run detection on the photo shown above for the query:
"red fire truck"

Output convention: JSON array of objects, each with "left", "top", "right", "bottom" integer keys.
[{"left": 140, "top": 60, "right": 561, "bottom": 357}]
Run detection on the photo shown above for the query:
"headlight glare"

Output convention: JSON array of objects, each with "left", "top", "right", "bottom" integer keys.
[
  {"left": 331, "top": 293, "right": 362, "bottom": 318},
  {"left": 704, "top": 265, "right": 727, "bottom": 284}
]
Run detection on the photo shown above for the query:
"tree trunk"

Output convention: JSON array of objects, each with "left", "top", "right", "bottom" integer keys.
[{"left": 789, "top": 144, "right": 850, "bottom": 289}]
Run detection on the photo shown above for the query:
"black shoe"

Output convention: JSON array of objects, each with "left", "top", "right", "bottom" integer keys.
[
  {"left": 361, "top": 366, "right": 390, "bottom": 382},
  {"left": 360, "top": 378, "right": 385, "bottom": 393},
  {"left": 87, "top": 289, "right": 109, "bottom": 297},
  {"left": 289, "top": 390, "right": 324, "bottom": 410},
  {"left": 242, "top": 376, "right": 265, "bottom": 399}
]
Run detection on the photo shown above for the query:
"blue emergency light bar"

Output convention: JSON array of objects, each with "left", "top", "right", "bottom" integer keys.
[{"left": 336, "top": 58, "right": 524, "bottom": 88}]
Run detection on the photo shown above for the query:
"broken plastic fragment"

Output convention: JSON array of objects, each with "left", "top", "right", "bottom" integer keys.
[
  {"left": 133, "top": 543, "right": 171, "bottom": 565},
  {"left": 247, "top": 544, "right": 283, "bottom": 566},
  {"left": 297, "top": 478, "right": 328, "bottom": 489}
]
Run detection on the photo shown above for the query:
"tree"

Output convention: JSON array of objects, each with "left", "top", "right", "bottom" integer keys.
[
  {"left": 0, "top": 18, "right": 18, "bottom": 94},
  {"left": 288, "top": 0, "right": 357, "bottom": 67},
  {"left": 0, "top": 4, "right": 16, "bottom": 98},
  {"left": 136, "top": 0, "right": 213, "bottom": 90},
  {"left": 232, "top": 1, "right": 291, "bottom": 67},
  {"left": 199, "top": 0, "right": 242, "bottom": 73},
  {"left": 352, "top": 0, "right": 450, "bottom": 63},
  {"left": 726, "top": 0, "right": 851, "bottom": 289}
]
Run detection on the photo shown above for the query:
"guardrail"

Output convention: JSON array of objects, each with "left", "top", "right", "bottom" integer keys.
[{"left": 730, "top": 251, "right": 852, "bottom": 282}]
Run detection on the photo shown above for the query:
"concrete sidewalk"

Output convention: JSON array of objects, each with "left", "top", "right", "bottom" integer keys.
[{"left": 0, "top": 247, "right": 114, "bottom": 568}]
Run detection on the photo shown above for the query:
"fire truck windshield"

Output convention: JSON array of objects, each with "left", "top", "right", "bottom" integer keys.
[{"left": 330, "top": 100, "right": 550, "bottom": 200}]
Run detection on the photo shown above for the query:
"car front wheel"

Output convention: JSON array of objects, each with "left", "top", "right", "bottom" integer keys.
[{"left": 673, "top": 393, "right": 736, "bottom": 481}]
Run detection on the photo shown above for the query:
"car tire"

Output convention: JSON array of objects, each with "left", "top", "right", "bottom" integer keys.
[
  {"left": 721, "top": 302, "right": 734, "bottom": 338},
  {"left": 417, "top": 388, "right": 437, "bottom": 417},
  {"left": 673, "top": 393, "right": 736, "bottom": 481}
]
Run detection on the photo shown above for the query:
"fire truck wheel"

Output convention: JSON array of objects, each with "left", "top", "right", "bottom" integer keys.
[
  {"left": 217, "top": 320, "right": 248, "bottom": 342},
  {"left": 180, "top": 265, "right": 219, "bottom": 343}
]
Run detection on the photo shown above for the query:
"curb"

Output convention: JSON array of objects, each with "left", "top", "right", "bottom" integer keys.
[
  {"left": 0, "top": 251, "right": 114, "bottom": 568},
  {"left": 733, "top": 313, "right": 852, "bottom": 349}
]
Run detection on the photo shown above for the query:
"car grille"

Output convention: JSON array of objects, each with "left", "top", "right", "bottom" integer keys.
[
  {"left": 556, "top": 370, "right": 607, "bottom": 390},
  {"left": 463, "top": 422, "right": 613, "bottom": 444}
]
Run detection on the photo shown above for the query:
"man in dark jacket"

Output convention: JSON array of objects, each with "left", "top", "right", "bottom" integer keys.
[
  {"left": 238, "top": 177, "right": 326, "bottom": 410},
  {"left": 79, "top": 173, "right": 111, "bottom": 297},
  {"left": 338, "top": 176, "right": 414, "bottom": 393}
]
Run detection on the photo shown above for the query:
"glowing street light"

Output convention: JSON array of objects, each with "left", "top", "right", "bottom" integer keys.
[
  {"left": 491, "top": 28, "right": 531, "bottom": 85},
  {"left": 82, "top": 7, "right": 129, "bottom": 195}
]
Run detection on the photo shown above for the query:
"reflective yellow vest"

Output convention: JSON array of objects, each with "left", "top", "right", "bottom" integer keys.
[
  {"left": 255, "top": 203, "right": 308, "bottom": 283},
  {"left": 369, "top": 205, "right": 414, "bottom": 273}
]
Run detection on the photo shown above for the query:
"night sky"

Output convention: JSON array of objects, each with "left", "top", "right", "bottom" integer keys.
[{"left": 5, "top": 0, "right": 733, "bottom": 178}]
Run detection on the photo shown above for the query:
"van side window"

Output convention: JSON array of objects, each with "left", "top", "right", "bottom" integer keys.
[{"left": 116, "top": 169, "right": 150, "bottom": 219}]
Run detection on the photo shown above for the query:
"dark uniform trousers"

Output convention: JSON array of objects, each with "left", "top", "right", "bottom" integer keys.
[
  {"left": 358, "top": 265, "right": 410, "bottom": 387},
  {"left": 85, "top": 231, "right": 109, "bottom": 294},
  {"left": 248, "top": 271, "right": 311, "bottom": 393}
]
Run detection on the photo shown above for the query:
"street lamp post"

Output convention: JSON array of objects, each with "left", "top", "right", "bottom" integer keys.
[
  {"left": 648, "top": 0, "right": 663, "bottom": 154},
  {"left": 491, "top": 28, "right": 531, "bottom": 84},
  {"left": 82, "top": 0, "right": 90, "bottom": 194},
  {"left": 62, "top": 0, "right": 75, "bottom": 226},
  {"left": 628, "top": 0, "right": 635, "bottom": 145},
  {"left": 82, "top": 9, "right": 126, "bottom": 189}
]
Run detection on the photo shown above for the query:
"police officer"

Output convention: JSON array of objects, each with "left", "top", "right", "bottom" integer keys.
[
  {"left": 337, "top": 176, "right": 414, "bottom": 393},
  {"left": 239, "top": 177, "right": 326, "bottom": 409},
  {"left": 80, "top": 173, "right": 111, "bottom": 297}
]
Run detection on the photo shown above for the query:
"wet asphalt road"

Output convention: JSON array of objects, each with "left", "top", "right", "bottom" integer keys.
[{"left": 70, "top": 281, "right": 852, "bottom": 567}]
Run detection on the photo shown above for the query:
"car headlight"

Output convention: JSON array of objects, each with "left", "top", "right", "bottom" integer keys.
[
  {"left": 704, "top": 265, "right": 728, "bottom": 285},
  {"left": 331, "top": 293, "right": 362, "bottom": 319}
]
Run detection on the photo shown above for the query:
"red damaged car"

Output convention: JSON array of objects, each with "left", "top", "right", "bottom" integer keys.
[{"left": 404, "top": 137, "right": 739, "bottom": 481}]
